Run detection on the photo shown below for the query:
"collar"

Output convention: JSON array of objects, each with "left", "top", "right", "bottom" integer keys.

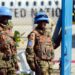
[{"left": 35, "top": 27, "right": 46, "bottom": 35}]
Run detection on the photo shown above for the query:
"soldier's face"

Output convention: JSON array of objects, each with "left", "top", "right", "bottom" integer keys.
[
  {"left": 38, "top": 21, "right": 46, "bottom": 30},
  {"left": 0, "top": 16, "right": 9, "bottom": 25}
]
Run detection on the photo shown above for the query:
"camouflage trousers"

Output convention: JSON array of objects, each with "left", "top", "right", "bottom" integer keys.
[
  {"left": 0, "top": 51, "right": 16, "bottom": 75},
  {"left": 35, "top": 60, "right": 53, "bottom": 75},
  {"left": 0, "top": 68, "right": 16, "bottom": 75},
  {"left": 0, "top": 54, "right": 16, "bottom": 75},
  {"left": 0, "top": 60, "right": 16, "bottom": 75}
]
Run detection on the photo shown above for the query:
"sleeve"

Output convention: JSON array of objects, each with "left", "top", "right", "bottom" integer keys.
[
  {"left": 0, "top": 31, "right": 9, "bottom": 49},
  {"left": 10, "top": 36, "right": 19, "bottom": 71},
  {"left": 26, "top": 32, "right": 35, "bottom": 71},
  {"left": 52, "top": 31, "right": 62, "bottom": 49},
  {"left": 12, "top": 54, "right": 19, "bottom": 71}
]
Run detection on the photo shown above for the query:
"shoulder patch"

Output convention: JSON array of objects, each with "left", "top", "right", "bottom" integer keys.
[{"left": 28, "top": 40, "right": 33, "bottom": 46}]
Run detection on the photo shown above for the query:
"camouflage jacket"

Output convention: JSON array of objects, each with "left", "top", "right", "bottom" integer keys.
[
  {"left": 0, "top": 23, "right": 16, "bottom": 53},
  {"left": 0, "top": 23, "right": 18, "bottom": 69},
  {"left": 26, "top": 27, "right": 54, "bottom": 71}
]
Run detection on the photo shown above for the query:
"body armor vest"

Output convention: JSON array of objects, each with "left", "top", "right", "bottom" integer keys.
[{"left": 33, "top": 30, "right": 54, "bottom": 60}]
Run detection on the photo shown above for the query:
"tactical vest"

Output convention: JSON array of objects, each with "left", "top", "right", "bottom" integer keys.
[{"left": 33, "top": 30, "right": 54, "bottom": 60}]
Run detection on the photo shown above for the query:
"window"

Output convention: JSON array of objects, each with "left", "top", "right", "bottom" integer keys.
[
  {"left": 26, "top": 1, "right": 29, "bottom": 6},
  {"left": 55, "top": 1, "right": 59, "bottom": 5},
  {"left": 48, "top": 1, "right": 52, "bottom": 6},
  {"left": 73, "top": 0, "right": 75, "bottom": 23},
  {"left": 1, "top": 2, "right": 5, "bottom": 6},
  {"left": 33, "top": 1, "right": 36, "bottom": 6},
  {"left": 41, "top": 1, "right": 44, "bottom": 6},
  {"left": 10, "top": 2, "right": 14, "bottom": 6},
  {"left": 18, "top": 2, "right": 21, "bottom": 6}
]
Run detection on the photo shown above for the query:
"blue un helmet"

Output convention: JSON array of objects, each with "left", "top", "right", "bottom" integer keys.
[
  {"left": 0, "top": 7, "right": 12, "bottom": 19},
  {"left": 34, "top": 11, "right": 49, "bottom": 24}
]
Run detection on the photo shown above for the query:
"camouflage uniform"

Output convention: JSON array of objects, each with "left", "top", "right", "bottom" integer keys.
[
  {"left": 26, "top": 11, "right": 61, "bottom": 75},
  {"left": 26, "top": 27, "right": 54, "bottom": 75},
  {"left": 0, "top": 23, "right": 17, "bottom": 75}
]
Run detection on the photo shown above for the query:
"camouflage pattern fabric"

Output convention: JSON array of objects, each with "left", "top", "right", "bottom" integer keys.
[
  {"left": 26, "top": 27, "right": 54, "bottom": 75},
  {"left": 35, "top": 60, "right": 54, "bottom": 75},
  {"left": 0, "top": 23, "right": 17, "bottom": 75}
]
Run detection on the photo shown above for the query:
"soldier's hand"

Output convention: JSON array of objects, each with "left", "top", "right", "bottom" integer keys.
[
  {"left": 28, "top": 60, "right": 35, "bottom": 71},
  {"left": 30, "top": 63, "right": 35, "bottom": 71},
  {"left": 15, "top": 62, "right": 19, "bottom": 71}
]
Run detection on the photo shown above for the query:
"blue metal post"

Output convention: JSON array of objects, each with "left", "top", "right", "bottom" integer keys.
[{"left": 61, "top": 0, "right": 73, "bottom": 75}]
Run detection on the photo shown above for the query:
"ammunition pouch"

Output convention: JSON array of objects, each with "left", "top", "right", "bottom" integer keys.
[
  {"left": 0, "top": 53, "right": 12, "bottom": 68},
  {"left": 2, "top": 55, "right": 11, "bottom": 61},
  {"left": 0, "top": 51, "right": 11, "bottom": 61}
]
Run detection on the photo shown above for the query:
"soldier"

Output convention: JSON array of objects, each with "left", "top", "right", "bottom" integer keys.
[
  {"left": 26, "top": 11, "right": 56, "bottom": 75},
  {"left": 0, "top": 7, "right": 18, "bottom": 75}
]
